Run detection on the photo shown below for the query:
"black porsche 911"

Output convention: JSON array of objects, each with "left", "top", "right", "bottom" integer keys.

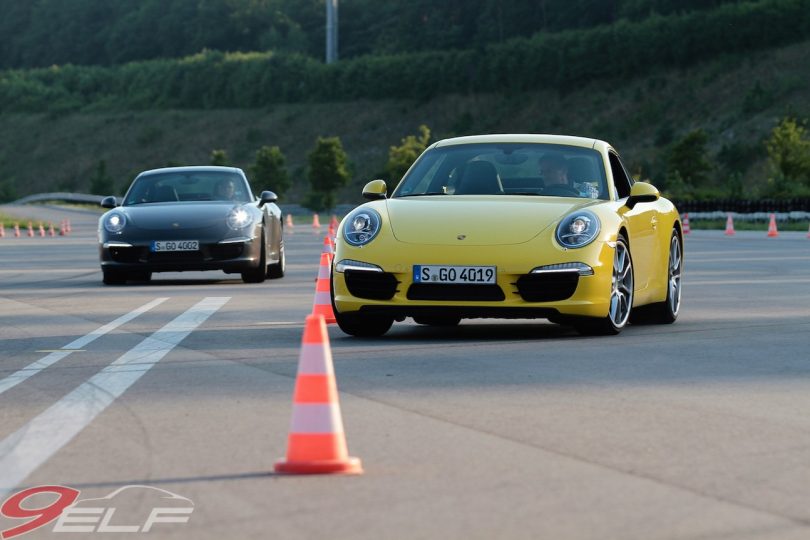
[{"left": 98, "top": 166, "right": 285, "bottom": 285}]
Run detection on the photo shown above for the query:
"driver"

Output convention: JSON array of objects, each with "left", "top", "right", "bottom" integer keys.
[
  {"left": 215, "top": 178, "right": 237, "bottom": 201},
  {"left": 538, "top": 153, "right": 569, "bottom": 188}
]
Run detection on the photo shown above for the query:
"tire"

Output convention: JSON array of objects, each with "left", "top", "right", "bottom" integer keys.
[
  {"left": 267, "top": 244, "right": 285, "bottom": 279},
  {"left": 574, "top": 234, "right": 634, "bottom": 336},
  {"left": 335, "top": 311, "right": 394, "bottom": 337},
  {"left": 330, "top": 263, "right": 393, "bottom": 337},
  {"left": 413, "top": 315, "right": 461, "bottom": 327},
  {"left": 632, "top": 230, "right": 682, "bottom": 325},
  {"left": 241, "top": 232, "right": 267, "bottom": 283},
  {"left": 102, "top": 269, "right": 127, "bottom": 285}
]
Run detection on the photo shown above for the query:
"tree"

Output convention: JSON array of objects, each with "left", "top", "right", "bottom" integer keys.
[
  {"left": 666, "top": 129, "right": 713, "bottom": 191},
  {"left": 305, "top": 136, "right": 350, "bottom": 211},
  {"left": 250, "top": 146, "right": 290, "bottom": 199},
  {"left": 764, "top": 117, "right": 810, "bottom": 197},
  {"left": 210, "top": 149, "right": 229, "bottom": 166},
  {"left": 89, "top": 160, "right": 114, "bottom": 195},
  {"left": 386, "top": 125, "right": 431, "bottom": 181}
]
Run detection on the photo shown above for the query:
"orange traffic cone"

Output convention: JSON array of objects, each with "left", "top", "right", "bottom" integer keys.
[
  {"left": 0, "top": 223, "right": 4, "bottom": 238},
  {"left": 274, "top": 314, "right": 363, "bottom": 475},
  {"left": 27, "top": 222, "right": 33, "bottom": 237},
  {"left": 724, "top": 213, "right": 735, "bottom": 236},
  {"left": 14, "top": 223, "right": 20, "bottom": 237},
  {"left": 682, "top": 213, "right": 691, "bottom": 235},
  {"left": 330, "top": 215, "right": 339, "bottom": 229},
  {"left": 312, "top": 253, "right": 337, "bottom": 324},
  {"left": 285, "top": 214, "right": 294, "bottom": 229},
  {"left": 806, "top": 223, "right": 810, "bottom": 239},
  {"left": 59, "top": 220, "right": 66, "bottom": 236},
  {"left": 48, "top": 223, "right": 55, "bottom": 237},
  {"left": 322, "top": 235, "right": 334, "bottom": 256},
  {"left": 38, "top": 222, "right": 45, "bottom": 237},
  {"left": 65, "top": 220, "right": 71, "bottom": 234},
  {"left": 312, "top": 214, "right": 321, "bottom": 229},
  {"left": 767, "top": 214, "right": 779, "bottom": 238}
]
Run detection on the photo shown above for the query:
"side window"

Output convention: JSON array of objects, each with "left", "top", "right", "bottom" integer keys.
[{"left": 608, "top": 152, "right": 632, "bottom": 199}]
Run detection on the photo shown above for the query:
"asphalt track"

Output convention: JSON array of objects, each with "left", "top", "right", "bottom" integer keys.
[{"left": 1, "top": 204, "right": 809, "bottom": 540}]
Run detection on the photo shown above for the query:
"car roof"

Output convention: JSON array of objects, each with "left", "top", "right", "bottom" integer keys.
[
  {"left": 137, "top": 166, "right": 245, "bottom": 177},
  {"left": 430, "top": 134, "right": 611, "bottom": 152}
]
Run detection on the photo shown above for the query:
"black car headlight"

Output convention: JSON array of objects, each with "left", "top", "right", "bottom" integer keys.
[
  {"left": 227, "top": 207, "right": 253, "bottom": 230},
  {"left": 343, "top": 208, "right": 381, "bottom": 247},
  {"left": 556, "top": 210, "right": 600, "bottom": 248},
  {"left": 104, "top": 212, "right": 127, "bottom": 233}
]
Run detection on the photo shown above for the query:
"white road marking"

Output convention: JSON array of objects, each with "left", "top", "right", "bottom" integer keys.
[
  {"left": 0, "top": 298, "right": 169, "bottom": 397},
  {"left": 0, "top": 297, "right": 229, "bottom": 496}
]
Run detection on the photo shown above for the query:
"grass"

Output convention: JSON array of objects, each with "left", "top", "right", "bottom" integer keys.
[{"left": 0, "top": 212, "right": 36, "bottom": 228}]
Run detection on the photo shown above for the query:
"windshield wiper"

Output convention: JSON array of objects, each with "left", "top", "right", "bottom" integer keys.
[{"left": 396, "top": 192, "right": 448, "bottom": 197}]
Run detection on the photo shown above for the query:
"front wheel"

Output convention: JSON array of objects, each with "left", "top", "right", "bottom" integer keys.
[
  {"left": 574, "top": 234, "right": 634, "bottom": 336},
  {"left": 267, "top": 244, "right": 285, "bottom": 279},
  {"left": 102, "top": 269, "right": 127, "bottom": 285},
  {"left": 241, "top": 233, "right": 267, "bottom": 283}
]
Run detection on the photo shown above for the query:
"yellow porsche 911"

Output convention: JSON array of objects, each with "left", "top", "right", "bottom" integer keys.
[{"left": 331, "top": 134, "right": 683, "bottom": 337}]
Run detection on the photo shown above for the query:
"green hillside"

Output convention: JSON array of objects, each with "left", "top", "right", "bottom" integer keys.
[
  {"left": 1, "top": 38, "right": 807, "bottom": 205},
  {"left": 0, "top": 0, "right": 809, "bottom": 205}
]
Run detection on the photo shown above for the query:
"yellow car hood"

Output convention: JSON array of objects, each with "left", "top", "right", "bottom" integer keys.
[{"left": 385, "top": 196, "right": 597, "bottom": 246}]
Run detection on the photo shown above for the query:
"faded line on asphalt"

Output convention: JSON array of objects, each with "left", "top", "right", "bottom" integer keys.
[
  {"left": 0, "top": 298, "right": 169, "bottom": 396},
  {"left": 0, "top": 296, "right": 229, "bottom": 496}
]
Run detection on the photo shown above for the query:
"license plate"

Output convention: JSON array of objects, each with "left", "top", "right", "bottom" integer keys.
[
  {"left": 413, "top": 265, "right": 496, "bottom": 284},
  {"left": 150, "top": 240, "right": 199, "bottom": 252}
]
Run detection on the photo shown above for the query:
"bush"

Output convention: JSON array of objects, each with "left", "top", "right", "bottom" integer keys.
[
  {"left": 386, "top": 125, "right": 431, "bottom": 182},
  {"left": 764, "top": 117, "right": 810, "bottom": 197},
  {"left": 250, "top": 146, "right": 290, "bottom": 199},
  {"left": 306, "top": 137, "right": 350, "bottom": 212},
  {"left": 1, "top": 0, "right": 809, "bottom": 112}
]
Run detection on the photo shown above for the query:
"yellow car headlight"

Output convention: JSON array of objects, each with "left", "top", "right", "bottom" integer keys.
[
  {"left": 343, "top": 208, "right": 381, "bottom": 247},
  {"left": 556, "top": 210, "right": 600, "bottom": 248}
]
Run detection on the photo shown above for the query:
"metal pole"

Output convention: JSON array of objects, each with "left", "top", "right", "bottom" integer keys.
[{"left": 326, "top": 0, "right": 338, "bottom": 64}]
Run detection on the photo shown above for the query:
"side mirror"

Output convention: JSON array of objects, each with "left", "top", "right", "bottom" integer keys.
[
  {"left": 258, "top": 190, "right": 278, "bottom": 207},
  {"left": 362, "top": 179, "right": 387, "bottom": 200},
  {"left": 625, "top": 182, "right": 659, "bottom": 209},
  {"left": 100, "top": 196, "right": 118, "bottom": 209}
]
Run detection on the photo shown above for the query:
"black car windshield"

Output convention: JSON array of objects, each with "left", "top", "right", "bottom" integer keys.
[
  {"left": 123, "top": 171, "right": 253, "bottom": 205},
  {"left": 392, "top": 143, "right": 609, "bottom": 200}
]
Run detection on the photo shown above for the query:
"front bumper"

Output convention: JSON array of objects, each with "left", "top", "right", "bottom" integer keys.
[
  {"left": 99, "top": 237, "right": 261, "bottom": 273},
  {"left": 332, "top": 237, "right": 616, "bottom": 320}
]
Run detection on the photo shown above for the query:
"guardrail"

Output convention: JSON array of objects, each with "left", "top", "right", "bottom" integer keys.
[
  {"left": 673, "top": 199, "right": 810, "bottom": 213},
  {"left": 13, "top": 192, "right": 107, "bottom": 205},
  {"left": 685, "top": 211, "right": 810, "bottom": 222}
]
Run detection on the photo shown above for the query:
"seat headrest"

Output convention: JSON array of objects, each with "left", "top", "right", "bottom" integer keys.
[
  {"left": 152, "top": 185, "right": 178, "bottom": 202},
  {"left": 457, "top": 161, "right": 503, "bottom": 195}
]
